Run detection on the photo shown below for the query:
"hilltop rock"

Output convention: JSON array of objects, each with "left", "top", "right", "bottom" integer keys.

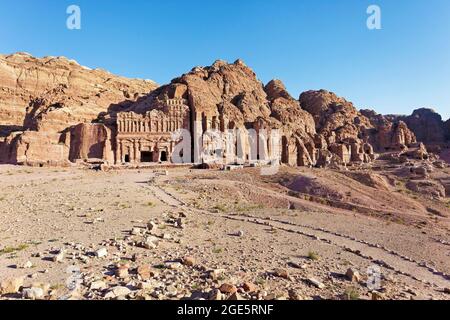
[
  {"left": 0, "top": 53, "right": 157, "bottom": 165},
  {"left": 130, "top": 59, "right": 271, "bottom": 125},
  {"left": 445, "top": 119, "right": 450, "bottom": 140},
  {"left": 389, "top": 108, "right": 447, "bottom": 145},
  {"left": 0, "top": 54, "right": 430, "bottom": 168},
  {"left": 360, "top": 109, "right": 416, "bottom": 151}
]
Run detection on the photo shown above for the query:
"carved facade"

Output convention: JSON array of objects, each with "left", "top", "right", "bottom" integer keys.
[
  {"left": 115, "top": 99, "right": 190, "bottom": 164},
  {"left": 110, "top": 98, "right": 282, "bottom": 166}
]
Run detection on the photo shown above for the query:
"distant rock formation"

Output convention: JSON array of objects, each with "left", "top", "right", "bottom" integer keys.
[
  {"left": 446, "top": 119, "right": 450, "bottom": 140},
  {"left": 388, "top": 108, "right": 448, "bottom": 145},
  {"left": 0, "top": 53, "right": 440, "bottom": 167},
  {"left": 0, "top": 52, "right": 157, "bottom": 165}
]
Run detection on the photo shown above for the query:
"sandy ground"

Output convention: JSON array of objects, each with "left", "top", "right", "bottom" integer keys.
[{"left": 0, "top": 164, "right": 449, "bottom": 300}]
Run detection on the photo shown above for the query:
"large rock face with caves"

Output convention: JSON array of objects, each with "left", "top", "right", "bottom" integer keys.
[
  {"left": 0, "top": 53, "right": 427, "bottom": 168},
  {"left": 0, "top": 52, "right": 157, "bottom": 165},
  {"left": 387, "top": 108, "right": 448, "bottom": 146}
]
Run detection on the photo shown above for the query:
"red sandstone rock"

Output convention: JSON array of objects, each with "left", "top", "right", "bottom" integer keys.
[
  {"left": 0, "top": 54, "right": 437, "bottom": 168},
  {"left": 0, "top": 52, "right": 157, "bottom": 165}
]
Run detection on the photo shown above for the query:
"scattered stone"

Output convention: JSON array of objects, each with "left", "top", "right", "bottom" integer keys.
[
  {"left": 52, "top": 252, "right": 64, "bottom": 262},
  {"left": 137, "top": 265, "right": 152, "bottom": 280},
  {"left": 131, "top": 227, "right": 144, "bottom": 236},
  {"left": 104, "top": 286, "right": 131, "bottom": 299},
  {"left": 273, "top": 268, "right": 289, "bottom": 279},
  {"left": 345, "top": 268, "right": 361, "bottom": 282},
  {"left": 208, "top": 289, "right": 223, "bottom": 300},
  {"left": 31, "top": 282, "right": 50, "bottom": 293},
  {"left": 242, "top": 282, "right": 257, "bottom": 293},
  {"left": 227, "top": 292, "right": 244, "bottom": 300},
  {"left": 132, "top": 253, "right": 141, "bottom": 262},
  {"left": 175, "top": 218, "right": 184, "bottom": 229},
  {"left": 208, "top": 269, "right": 226, "bottom": 280},
  {"left": 165, "top": 262, "right": 182, "bottom": 270},
  {"left": 142, "top": 236, "right": 159, "bottom": 249},
  {"left": 166, "top": 285, "right": 178, "bottom": 296},
  {"left": 307, "top": 277, "right": 325, "bottom": 289},
  {"left": 21, "top": 261, "right": 33, "bottom": 269},
  {"left": 115, "top": 265, "right": 129, "bottom": 279},
  {"left": 288, "top": 289, "right": 304, "bottom": 300},
  {"left": 182, "top": 256, "right": 196, "bottom": 267},
  {"left": 147, "top": 221, "right": 157, "bottom": 231},
  {"left": 288, "top": 260, "right": 304, "bottom": 269},
  {"left": 264, "top": 293, "right": 276, "bottom": 300},
  {"left": 137, "top": 281, "right": 153, "bottom": 290},
  {"left": 0, "top": 277, "right": 24, "bottom": 295},
  {"left": 90, "top": 280, "right": 107, "bottom": 291},
  {"left": 219, "top": 283, "right": 237, "bottom": 294},
  {"left": 371, "top": 291, "right": 385, "bottom": 300},
  {"left": 22, "top": 287, "right": 44, "bottom": 300},
  {"left": 95, "top": 248, "right": 108, "bottom": 258}
]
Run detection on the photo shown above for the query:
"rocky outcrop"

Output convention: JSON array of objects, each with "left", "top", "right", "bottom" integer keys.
[
  {"left": 0, "top": 52, "right": 157, "bottom": 164},
  {"left": 0, "top": 53, "right": 432, "bottom": 168},
  {"left": 130, "top": 59, "right": 272, "bottom": 125},
  {"left": 388, "top": 108, "right": 447, "bottom": 145},
  {"left": 265, "top": 79, "right": 316, "bottom": 138},
  {"left": 362, "top": 109, "right": 417, "bottom": 151},
  {"left": 445, "top": 119, "right": 450, "bottom": 141},
  {"left": 69, "top": 123, "right": 114, "bottom": 163},
  {"left": 299, "top": 90, "right": 416, "bottom": 166}
]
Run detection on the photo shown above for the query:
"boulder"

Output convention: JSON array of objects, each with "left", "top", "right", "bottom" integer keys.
[
  {"left": 0, "top": 277, "right": 24, "bottom": 295},
  {"left": 406, "top": 180, "right": 446, "bottom": 199}
]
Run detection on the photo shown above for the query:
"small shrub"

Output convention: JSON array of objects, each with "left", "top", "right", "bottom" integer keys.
[
  {"left": 307, "top": 251, "right": 320, "bottom": 261},
  {"left": 0, "top": 244, "right": 29, "bottom": 255},
  {"left": 344, "top": 287, "right": 360, "bottom": 300}
]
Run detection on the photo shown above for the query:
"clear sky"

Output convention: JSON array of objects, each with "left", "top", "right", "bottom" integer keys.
[{"left": 1, "top": 0, "right": 449, "bottom": 119}]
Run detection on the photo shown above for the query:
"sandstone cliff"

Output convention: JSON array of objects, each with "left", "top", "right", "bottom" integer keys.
[
  {"left": 0, "top": 52, "right": 157, "bottom": 164},
  {"left": 0, "top": 53, "right": 437, "bottom": 167},
  {"left": 387, "top": 108, "right": 449, "bottom": 145},
  {"left": 299, "top": 90, "right": 416, "bottom": 152}
]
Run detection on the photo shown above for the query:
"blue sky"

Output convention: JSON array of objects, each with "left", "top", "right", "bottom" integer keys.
[{"left": 1, "top": 0, "right": 449, "bottom": 119}]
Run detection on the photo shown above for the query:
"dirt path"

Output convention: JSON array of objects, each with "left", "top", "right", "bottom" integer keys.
[{"left": 152, "top": 181, "right": 450, "bottom": 291}]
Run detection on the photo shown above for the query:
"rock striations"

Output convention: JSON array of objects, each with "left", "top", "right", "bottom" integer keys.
[{"left": 0, "top": 53, "right": 157, "bottom": 164}]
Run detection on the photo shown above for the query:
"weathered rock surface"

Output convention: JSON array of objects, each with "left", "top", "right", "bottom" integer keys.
[
  {"left": 389, "top": 108, "right": 448, "bottom": 145},
  {"left": 0, "top": 52, "right": 157, "bottom": 165},
  {"left": 406, "top": 180, "right": 446, "bottom": 199},
  {"left": 0, "top": 53, "right": 440, "bottom": 167}
]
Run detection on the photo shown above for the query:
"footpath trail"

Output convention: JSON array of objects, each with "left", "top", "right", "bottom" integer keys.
[{"left": 146, "top": 181, "right": 450, "bottom": 291}]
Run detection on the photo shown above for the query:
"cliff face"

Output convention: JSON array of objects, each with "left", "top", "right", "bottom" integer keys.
[
  {"left": 0, "top": 53, "right": 440, "bottom": 167},
  {"left": 0, "top": 52, "right": 157, "bottom": 133},
  {"left": 387, "top": 108, "right": 448, "bottom": 145},
  {"left": 126, "top": 61, "right": 418, "bottom": 167},
  {"left": 446, "top": 119, "right": 450, "bottom": 141},
  {"left": 129, "top": 59, "right": 273, "bottom": 124},
  {"left": 299, "top": 90, "right": 416, "bottom": 152},
  {"left": 0, "top": 52, "right": 157, "bottom": 164}
]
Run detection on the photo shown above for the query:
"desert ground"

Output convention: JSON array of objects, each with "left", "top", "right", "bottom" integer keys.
[{"left": 1, "top": 159, "right": 450, "bottom": 300}]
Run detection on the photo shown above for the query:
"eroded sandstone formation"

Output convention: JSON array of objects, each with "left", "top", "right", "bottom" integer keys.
[
  {"left": 0, "top": 52, "right": 157, "bottom": 165},
  {"left": 388, "top": 108, "right": 448, "bottom": 145},
  {"left": 0, "top": 53, "right": 435, "bottom": 168}
]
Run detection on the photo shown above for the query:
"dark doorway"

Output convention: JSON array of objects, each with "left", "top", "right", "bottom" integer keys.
[
  {"left": 140, "top": 151, "right": 153, "bottom": 163},
  {"left": 160, "top": 151, "right": 168, "bottom": 162},
  {"left": 124, "top": 154, "right": 130, "bottom": 163},
  {"left": 281, "top": 136, "right": 289, "bottom": 164}
]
